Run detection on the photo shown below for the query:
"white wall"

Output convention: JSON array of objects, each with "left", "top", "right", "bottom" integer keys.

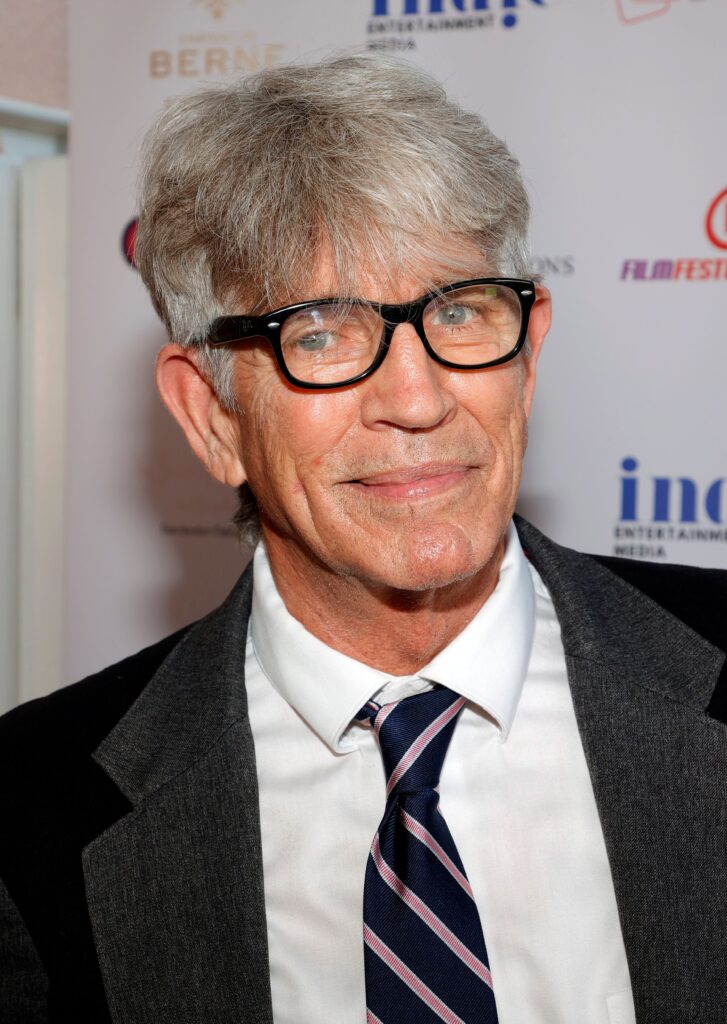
[{"left": 16, "top": 156, "right": 68, "bottom": 705}]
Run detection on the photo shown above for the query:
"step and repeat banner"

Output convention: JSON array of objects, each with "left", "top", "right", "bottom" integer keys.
[{"left": 66, "top": 0, "right": 727, "bottom": 682}]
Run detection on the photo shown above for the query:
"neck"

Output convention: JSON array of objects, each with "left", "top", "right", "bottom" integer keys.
[{"left": 261, "top": 532, "right": 506, "bottom": 676}]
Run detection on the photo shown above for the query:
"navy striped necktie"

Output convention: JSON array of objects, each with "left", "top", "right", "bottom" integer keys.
[{"left": 357, "top": 686, "right": 499, "bottom": 1024}]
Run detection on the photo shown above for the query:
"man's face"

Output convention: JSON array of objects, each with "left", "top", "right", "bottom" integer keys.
[{"left": 229, "top": 248, "right": 551, "bottom": 595}]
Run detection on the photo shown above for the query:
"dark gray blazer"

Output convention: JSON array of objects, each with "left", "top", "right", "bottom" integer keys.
[{"left": 1, "top": 518, "right": 726, "bottom": 1023}]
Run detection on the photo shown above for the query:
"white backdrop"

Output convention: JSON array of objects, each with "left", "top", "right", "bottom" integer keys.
[{"left": 66, "top": 0, "right": 727, "bottom": 684}]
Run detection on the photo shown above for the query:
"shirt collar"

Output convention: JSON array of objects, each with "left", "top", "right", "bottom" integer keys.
[
  {"left": 419, "top": 520, "right": 535, "bottom": 738},
  {"left": 250, "top": 520, "right": 535, "bottom": 753}
]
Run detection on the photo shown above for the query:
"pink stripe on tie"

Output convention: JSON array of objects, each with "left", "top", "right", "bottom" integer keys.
[
  {"left": 371, "top": 835, "right": 493, "bottom": 989},
  {"left": 399, "top": 809, "right": 474, "bottom": 900},
  {"left": 364, "top": 924, "right": 467, "bottom": 1024},
  {"left": 386, "top": 697, "right": 466, "bottom": 796},
  {"left": 366, "top": 1011, "right": 385, "bottom": 1024},
  {"left": 374, "top": 702, "right": 397, "bottom": 734}
]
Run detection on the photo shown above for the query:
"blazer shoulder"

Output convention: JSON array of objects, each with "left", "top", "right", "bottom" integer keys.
[
  {"left": 594, "top": 554, "right": 727, "bottom": 723},
  {"left": 0, "top": 624, "right": 194, "bottom": 779},
  {"left": 0, "top": 624, "right": 196, "bottom": 1019},
  {"left": 592, "top": 554, "right": 727, "bottom": 651}
]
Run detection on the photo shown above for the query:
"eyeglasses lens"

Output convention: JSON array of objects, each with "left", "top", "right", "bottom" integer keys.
[
  {"left": 423, "top": 283, "right": 522, "bottom": 366},
  {"left": 280, "top": 303, "right": 382, "bottom": 385}
]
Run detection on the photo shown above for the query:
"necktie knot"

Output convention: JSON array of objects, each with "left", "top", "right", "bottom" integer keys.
[{"left": 357, "top": 686, "right": 466, "bottom": 798}]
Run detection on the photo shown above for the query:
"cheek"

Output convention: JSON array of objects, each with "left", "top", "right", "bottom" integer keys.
[
  {"left": 238, "top": 370, "right": 360, "bottom": 493},
  {"left": 457, "top": 369, "right": 527, "bottom": 448}
]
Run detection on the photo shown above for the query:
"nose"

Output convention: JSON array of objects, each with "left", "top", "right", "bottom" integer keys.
[{"left": 359, "top": 322, "right": 456, "bottom": 431}]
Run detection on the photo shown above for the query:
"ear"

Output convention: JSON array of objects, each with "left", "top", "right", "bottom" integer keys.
[
  {"left": 155, "top": 343, "right": 247, "bottom": 487},
  {"left": 521, "top": 284, "right": 551, "bottom": 418}
]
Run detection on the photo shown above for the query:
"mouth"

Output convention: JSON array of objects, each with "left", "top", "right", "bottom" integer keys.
[{"left": 346, "top": 462, "right": 476, "bottom": 501}]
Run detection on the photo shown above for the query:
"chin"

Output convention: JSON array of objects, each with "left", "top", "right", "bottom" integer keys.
[{"left": 352, "top": 524, "right": 498, "bottom": 593}]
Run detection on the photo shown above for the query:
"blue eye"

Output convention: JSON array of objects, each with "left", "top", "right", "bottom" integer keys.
[
  {"left": 297, "top": 332, "right": 333, "bottom": 352},
  {"left": 435, "top": 304, "right": 472, "bottom": 326}
]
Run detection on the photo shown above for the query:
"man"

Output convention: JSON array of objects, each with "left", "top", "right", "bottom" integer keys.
[{"left": 0, "top": 54, "right": 725, "bottom": 1024}]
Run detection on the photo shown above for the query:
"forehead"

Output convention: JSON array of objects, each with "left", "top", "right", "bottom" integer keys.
[{"left": 274, "top": 236, "right": 494, "bottom": 309}]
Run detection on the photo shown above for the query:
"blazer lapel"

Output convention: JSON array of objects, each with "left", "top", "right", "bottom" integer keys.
[
  {"left": 516, "top": 516, "right": 727, "bottom": 1024},
  {"left": 82, "top": 569, "right": 273, "bottom": 1024}
]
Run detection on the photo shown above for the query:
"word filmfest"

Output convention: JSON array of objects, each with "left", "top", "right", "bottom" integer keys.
[{"left": 621, "top": 258, "right": 727, "bottom": 282}]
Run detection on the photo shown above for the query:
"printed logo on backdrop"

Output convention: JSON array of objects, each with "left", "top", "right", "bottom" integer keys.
[
  {"left": 531, "top": 255, "right": 574, "bottom": 278},
  {"left": 613, "top": 457, "right": 727, "bottom": 560},
  {"left": 615, "top": 0, "right": 706, "bottom": 25},
  {"left": 367, "top": 0, "right": 547, "bottom": 51},
  {"left": 148, "top": 0, "right": 284, "bottom": 80},
  {"left": 705, "top": 188, "right": 727, "bottom": 251},
  {"left": 620, "top": 189, "right": 727, "bottom": 282},
  {"left": 122, "top": 219, "right": 138, "bottom": 269},
  {"left": 614, "top": 0, "right": 675, "bottom": 25},
  {"left": 193, "top": 0, "right": 246, "bottom": 19}
]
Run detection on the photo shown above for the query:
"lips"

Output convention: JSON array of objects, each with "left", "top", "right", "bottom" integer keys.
[
  {"left": 353, "top": 462, "right": 470, "bottom": 485},
  {"left": 348, "top": 462, "right": 474, "bottom": 500}
]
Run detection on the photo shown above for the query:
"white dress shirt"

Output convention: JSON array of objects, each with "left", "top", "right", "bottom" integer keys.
[{"left": 245, "top": 522, "right": 636, "bottom": 1024}]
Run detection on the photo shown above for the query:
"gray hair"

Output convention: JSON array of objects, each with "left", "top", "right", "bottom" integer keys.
[{"left": 135, "top": 52, "right": 533, "bottom": 544}]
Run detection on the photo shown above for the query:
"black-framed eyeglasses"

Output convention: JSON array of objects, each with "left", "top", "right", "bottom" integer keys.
[{"left": 206, "top": 277, "right": 536, "bottom": 390}]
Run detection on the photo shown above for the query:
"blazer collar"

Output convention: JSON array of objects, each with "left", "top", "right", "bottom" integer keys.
[
  {"left": 85, "top": 567, "right": 274, "bottom": 1023},
  {"left": 515, "top": 514, "right": 724, "bottom": 708},
  {"left": 92, "top": 567, "right": 254, "bottom": 807}
]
